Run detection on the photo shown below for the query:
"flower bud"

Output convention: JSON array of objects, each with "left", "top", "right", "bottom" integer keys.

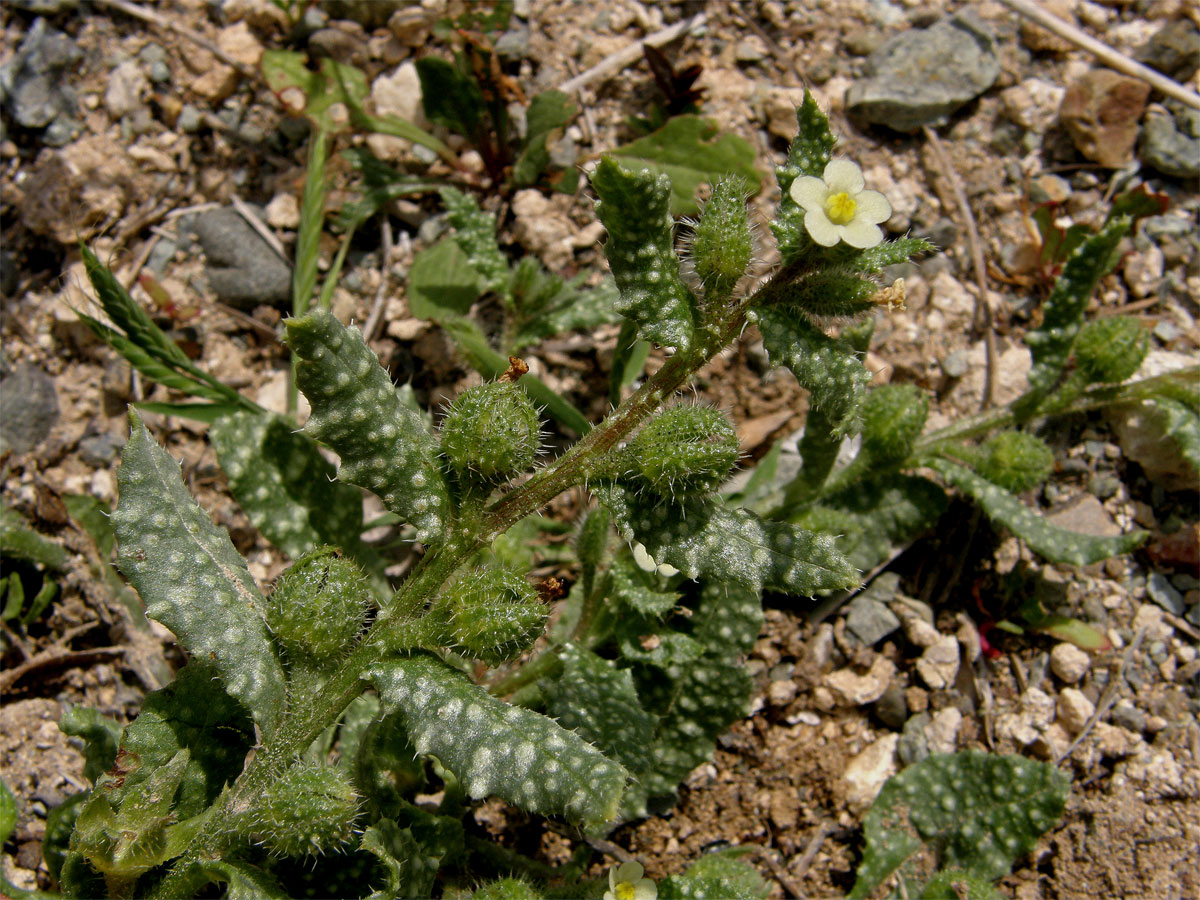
[
  {"left": 252, "top": 764, "right": 359, "bottom": 857},
  {"left": 860, "top": 384, "right": 928, "bottom": 464},
  {"left": 268, "top": 547, "right": 369, "bottom": 663},
  {"left": 976, "top": 431, "right": 1054, "bottom": 493},
  {"left": 440, "top": 383, "right": 541, "bottom": 480},
  {"left": 627, "top": 406, "right": 739, "bottom": 495},
  {"left": 691, "top": 176, "right": 753, "bottom": 302},
  {"left": 432, "top": 567, "right": 547, "bottom": 664},
  {"left": 1073, "top": 316, "right": 1148, "bottom": 384}
]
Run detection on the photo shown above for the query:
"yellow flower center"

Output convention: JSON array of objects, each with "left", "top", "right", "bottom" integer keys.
[
  {"left": 825, "top": 191, "right": 857, "bottom": 225},
  {"left": 616, "top": 884, "right": 637, "bottom": 900}
]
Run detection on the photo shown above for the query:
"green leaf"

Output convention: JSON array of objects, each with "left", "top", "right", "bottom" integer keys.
[
  {"left": 354, "top": 710, "right": 426, "bottom": 820},
  {"left": 337, "top": 148, "right": 443, "bottom": 230},
  {"left": 608, "top": 556, "right": 679, "bottom": 617},
  {"left": 1152, "top": 395, "right": 1200, "bottom": 474},
  {"left": 754, "top": 267, "right": 881, "bottom": 320},
  {"left": 753, "top": 305, "right": 869, "bottom": 437},
  {"left": 513, "top": 90, "right": 577, "bottom": 187},
  {"left": 416, "top": 56, "right": 485, "bottom": 142},
  {"left": 113, "top": 415, "right": 285, "bottom": 738},
  {"left": 660, "top": 848, "right": 770, "bottom": 900},
  {"left": 926, "top": 457, "right": 1147, "bottom": 566},
  {"left": 286, "top": 309, "right": 453, "bottom": 543},
  {"left": 591, "top": 157, "right": 700, "bottom": 353},
  {"left": 361, "top": 808, "right": 463, "bottom": 900},
  {"left": 691, "top": 579, "right": 764, "bottom": 657},
  {"left": 772, "top": 91, "right": 837, "bottom": 265},
  {"left": 294, "top": 126, "right": 328, "bottom": 316},
  {"left": 60, "top": 707, "right": 122, "bottom": 783},
  {"left": 594, "top": 482, "right": 859, "bottom": 596},
  {"left": 850, "top": 237, "right": 936, "bottom": 273},
  {"left": 364, "top": 654, "right": 628, "bottom": 830},
  {"left": 42, "top": 792, "right": 87, "bottom": 884},
  {"left": 849, "top": 751, "right": 1070, "bottom": 899},
  {"left": 1016, "top": 218, "right": 1131, "bottom": 418},
  {"left": 507, "top": 260, "right": 620, "bottom": 354},
  {"left": 261, "top": 50, "right": 367, "bottom": 133},
  {"left": 197, "top": 861, "right": 289, "bottom": 900},
  {"left": 408, "top": 237, "right": 484, "bottom": 320},
  {"left": 608, "top": 115, "right": 761, "bottom": 216},
  {"left": 859, "top": 383, "right": 929, "bottom": 464},
  {"left": 0, "top": 504, "right": 69, "bottom": 570},
  {"left": 542, "top": 644, "right": 657, "bottom": 773},
  {"left": 441, "top": 187, "right": 510, "bottom": 298},
  {"left": 210, "top": 410, "right": 366, "bottom": 560}
]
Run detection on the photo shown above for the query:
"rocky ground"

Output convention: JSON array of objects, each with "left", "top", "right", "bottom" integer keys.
[{"left": 1, "top": 0, "right": 1198, "bottom": 897}]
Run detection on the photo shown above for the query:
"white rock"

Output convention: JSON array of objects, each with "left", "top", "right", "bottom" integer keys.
[
  {"left": 265, "top": 193, "right": 300, "bottom": 230},
  {"left": 929, "top": 271, "right": 974, "bottom": 318},
  {"left": 1123, "top": 246, "right": 1164, "bottom": 298},
  {"left": 915, "top": 635, "right": 959, "bottom": 690},
  {"left": 902, "top": 614, "right": 941, "bottom": 649},
  {"left": 863, "top": 164, "right": 918, "bottom": 232},
  {"left": 1024, "top": 687, "right": 1057, "bottom": 728},
  {"left": 105, "top": 60, "right": 147, "bottom": 118},
  {"left": 842, "top": 733, "right": 899, "bottom": 813},
  {"left": 365, "top": 61, "right": 426, "bottom": 160},
  {"left": 1121, "top": 749, "right": 1185, "bottom": 799},
  {"left": 1000, "top": 78, "right": 1065, "bottom": 133},
  {"left": 1057, "top": 687, "right": 1095, "bottom": 734},
  {"left": 926, "top": 707, "right": 962, "bottom": 754},
  {"left": 766, "top": 678, "right": 798, "bottom": 707},
  {"left": 823, "top": 656, "right": 896, "bottom": 706},
  {"left": 1050, "top": 642, "right": 1091, "bottom": 684},
  {"left": 1131, "top": 603, "right": 1174, "bottom": 643}
]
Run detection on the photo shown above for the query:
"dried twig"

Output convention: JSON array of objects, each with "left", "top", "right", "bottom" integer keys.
[
  {"left": 231, "top": 195, "right": 291, "bottom": 267},
  {"left": 364, "top": 216, "right": 394, "bottom": 344},
  {"left": 0, "top": 621, "right": 113, "bottom": 693},
  {"left": 558, "top": 12, "right": 707, "bottom": 94},
  {"left": 997, "top": 0, "right": 1200, "bottom": 110},
  {"left": 922, "top": 125, "right": 999, "bottom": 410},
  {"left": 791, "top": 821, "right": 833, "bottom": 886},
  {"left": 1057, "top": 626, "right": 1148, "bottom": 766},
  {"left": 747, "top": 846, "right": 804, "bottom": 900},
  {"left": 585, "top": 836, "right": 636, "bottom": 865},
  {"left": 98, "top": 0, "right": 258, "bottom": 80}
]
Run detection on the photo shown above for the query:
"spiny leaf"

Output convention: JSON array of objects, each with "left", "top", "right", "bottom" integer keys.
[
  {"left": 595, "top": 482, "right": 859, "bottom": 596},
  {"left": 752, "top": 305, "right": 869, "bottom": 437},
  {"left": 441, "top": 187, "right": 510, "bottom": 298},
  {"left": 926, "top": 457, "right": 1147, "bottom": 566},
  {"left": 365, "top": 654, "right": 628, "bottom": 830},
  {"left": 113, "top": 415, "right": 285, "bottom": 738},
  {"left": 592, "top": 157, "right": 699, "bottom": 354},
  {"left": 286, "top": 309, "right": 452, "bottom": 543},
  {"left": 772, "top": 91, "right": 837, "bottom": 265}
]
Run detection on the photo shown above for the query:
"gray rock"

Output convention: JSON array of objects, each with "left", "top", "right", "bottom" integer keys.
[
  {"left": 846, "top": 594, "right": 901, "bottom": 646},
  {"left": 40, "top": 114, "right": 80, "bottom": 147},
  {"left": 190, "top": 207, "right": 291, "bottom": 309},
  {"left": 1110, "top": 700, "right": 1146, "bottom": 734},
  {"left": 1135, "top": 19, "right": 1199, "bottom": 81},
  {"left": 845, "top": 10, "right": 999, "bottom": 132},
  {"left": 177, "top": 104, "right": 203, "bottom": 133},
  {"left": 1147, "top": 572, "right": 1185, "bottom": 616},
  {"left": 0, "top": 363, "right": 59, "bottom": 453},
  {"left": 897, "top": 711, "right": 930, "bottom": 766},
  {"left": 78, "top": 432, "right": 123, "bottom": 466},
  {"left": 494, "top": 26, "right": 530, "bottom": 61},
  {"left": 1141, "top": 103, "right": 1200, "bottom": 179},
  {"left": 9, "top": 0, "right": 78, "bottom": 11},
  {"left": 940, "top": 349, "right": 969, "bottom": 378},
  {"left": 873, "top": 682, "right": 908, "bottom": 731},
  {"left": 0, "top": 19, "right": 81, "bottom": 131}
]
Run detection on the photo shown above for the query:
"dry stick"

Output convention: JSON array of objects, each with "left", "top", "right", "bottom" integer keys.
[
  {"left": 363, "top": 216, "right": 394, "bottom": 344},
  {"left": 558, "top": 12, "right": 708, "bottom": 94},
  {"left": 585, "top": 837, "right": 636, "bottom": 865},
  {"left": 922, "top": 126, "right": 999, "bottom": 410},
  {"left": 1056, "top": 626, "right": 1148, "bottom": 766},
  {"left": 231, "top": 195, "right": 291, "bottom": 267},
  {"left": 997, "top": 0, "right": 1200, "bottom": 110},
  {"left": 748, "top": 846, "right": 804, "bottom": 900},
  {"left": 791, "top": 821, "right": 834, "bottom": 886},
  {"left": 98, "top": 0, "right": 258, "bottom": 80}
]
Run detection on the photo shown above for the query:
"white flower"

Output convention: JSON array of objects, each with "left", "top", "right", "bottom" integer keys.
[
  {"left": 604, "top": 861, "right": 657, "bottom": 900},
  {"left": 789, "top": 159, "right": 891, "bottom": 249}
]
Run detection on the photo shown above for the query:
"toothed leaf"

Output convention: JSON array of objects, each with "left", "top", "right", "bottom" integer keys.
[
  {"left": 365, "top": 654, "right": 628, "bottom": 830},
  {"left": 441, "top": 187, "right": 509, "bottom": 298},
  {"left": 772, "top": 92, "right": 837, "bottom": 265},
  {"left": 286, "top": 309, "right": 452, "bottom": 543},
  {"left": 197, "top": 861, "right": 289, "bottom": 900},
  {"left": 592, "top": 157, "right": 699, "bottom": 353},
  {"left": 595, "top": 483, "right": 859, "bottom": 596},
  {"left": 113, "top": 416, "right": 285, "bottom": 738}
]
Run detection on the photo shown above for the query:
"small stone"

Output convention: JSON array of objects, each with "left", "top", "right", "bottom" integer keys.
[
  {"left": 824, "top": 656, "right": 896, "bottom": 706},
  {"left": 365, "top": 61, "right": 426, "bottom": 161},
  {"left": 1057, "top": 687, "right": 1095, "bottom": 734},
  {"left": 1019, "top": 0, "right": 1076, "bottom": 53},
  {"left": 1059, "top": 69, "right": 1150, "bottom": 168},
  {"left": 1030, "top": 173, "right": 1071, "bottom": 204},
  {"left": 901, "top": 613, "right": 941, "bottom": 649},
  {"left": 1110, "top": 700, "right": 1146, "bottom": 734},
  {"left": 898, "top": 712, "right": 930, "bottom": 765},
  {"left": 842, "top": 733, "right": 899, "bottom": 813},
  {"left": 915, "top": 635, "right": 959, "bottom": 690},
  {"left": 78, "top": 432, "right": 122, "bottom": 466},
  {"left": 1123, "top": 246, "right": 1164, "bottom": 298},
  {"left": 265, "top": 193, "right": 301, "bottom": 230},
  {"left": 939, "top": 349, "right": 970, "bottom": 378},
  {"left": 873, "top": 682, "right": 908, "bottom": 731},
  {"left": 735, "top": 36, "right": 768, "bottom": 64},
  {"left": 0, "top": 364, "right": 59, "bottom": 454},
  {"left": 925, "top": 706, "right": 962, "bottom": 754},
  {"left": 105, "top": 59, "right": 147, "bottom": 119},
  {"left": 845, "top": 594, "right": 901, "bottom": 647},
  {"left": 308, "top": 26, "right": 368, "bottom": 67},
  {"left": 1046, "top": 493, "right": 1122, "bottom": 538},
  {"left": 1050, "top": 643, "right": 1091, "bottom": 684},
  {"left": 929, "top": 271, "right": 974, "bottom": 318},
  {"left": 846, "top": 10, "right": 1000, "bottom": 132},
  {"left": 1141, "top": 103, "right": 1200, "bottom": 179},
  {"left": 1135, "top": 19, "right": 1200, "bottom": 81},
  {"left": 1146, "top": 572, "right": 1185, "bottom": 616},
  {"left": 190, "top": 207, "right": 291, "bottom": 308},
  {"left": 844, "top": 27, "right": 884, "bottom": 57},
  {"left": 177, "top": 104, "right": 203, "bottom": 133},
  {"left": 766, "top": 678, "right": 798, "bottom": 708}
]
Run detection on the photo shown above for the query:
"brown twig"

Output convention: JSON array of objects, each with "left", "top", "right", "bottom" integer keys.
[
  {"left": 791, "top": 821, "right": 834, "bottom": 886},
  {"left": 922, "top": 125, "right": 998, "bottom": 410},
  {"left": 747, "top": 846, "right": 804, "bottom": 899},
  {"left": 1056, "top": 626, "right": 1147, "bottom": 766},
  {"left": 585, "top": 837, "right": 636, "bottom": 865},
  {"left": 0, "top": 621, "right": 114, "bottom": 693},
  {"left": 558, "top": 12, "right": 708, "bottom": 94},
  {"left": 98, "top": 0, "right": 258, "bottom": 81},
  {"left": 364, "top": 216, "right": 394, "bottom": 344},
  {"left": 231, "top": 195, "right": 291, "bottom": 267},
  {"left": 997, "top": 0, "right": 1200, "bottom": 110}
]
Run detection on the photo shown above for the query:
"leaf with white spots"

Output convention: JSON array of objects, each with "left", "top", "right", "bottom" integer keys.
[
  {"left": 210, "top": 410, "right": 368, "bottom": 561},
  {"left": 690, "top": 579, "right": 763, "bottom": 657},
  {"left": 771, "top": 91, "right": 837, "bottom": 265},
  {"left": 849, "top": 751, "right": 1070, "bottom": 900},
  {"left": 285, "top": 309, "right": 452, "bottom": 544},
  {"left": 926, "top": 458, "right": 1147, "bottom": 566},
  {"left": 364, "top": 654, "right": 628, "bottom": 830},
  {"left": 594, "top": 483, "right": 859, "bottom": 597},
  {"left": 591, "top": 158, "right": 700, "bottom": 354},
  {"left": 113, "top": 415, "right": 285, "bottom": 739}
]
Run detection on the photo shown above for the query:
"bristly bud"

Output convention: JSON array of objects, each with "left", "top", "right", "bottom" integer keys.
[
  {"left": 626, "top": 405, "right": 739, "bottom": 495},
  {"left": 430, "top": 567, "right": 547, "bottom": 664},
  {"left": 859, "top": 384, "right": 928, "bottom": 464},
  {"left": 440, "top": 382, "right": 542, "bottom": 481},
  {"left": 251, "top": 764, "right": 359, "bottom": 857},
  {"left": 691, "top": 176, "right": 753, "bottom": 303},
  {"left": 267, "top": 547, "right": 369, "bottom": 664},
  {"left": 1072, "top": 316, "right": 1148, "bottom": 384},
  {"left": 974, "top": 431, "right": 1054, "bottom": 493}
]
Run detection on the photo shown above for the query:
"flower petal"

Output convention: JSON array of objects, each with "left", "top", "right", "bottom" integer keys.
[
  {"left": 789, "top": 175, "right": 827, "bottom": 210},
  {"left": 842, "top": 220, "right": 884, "bottom": 249},
  {"left": 854, "top": 189, "right": 892, "bottom": 224},
  {"left": 804, "top": 208, "right": 842, "bottom": 246},
  {"left": 823, "top": 159, "right": 864, "bottom": 194},
  {"left": 616, "top": 862, "right": 644, "bottom": 884},
  {"left": 633, "top": 881, "right": 658, "bottom": 900}
]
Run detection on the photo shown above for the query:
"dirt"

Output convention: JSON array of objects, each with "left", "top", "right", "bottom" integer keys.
[{"left": 2, "top": 0, "right": 1199, "bottom": 897}]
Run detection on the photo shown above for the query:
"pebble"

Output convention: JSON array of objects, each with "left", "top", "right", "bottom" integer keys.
[
  {"left": 265, "top": 193, "right": 300, "bottom": 230},
  {"left": 189, "top": 207, "right": 291, "bottom": 308},
  {"left": 900, "top": 612, "right": 941, "bottom": 649},
  {"left": 1141, "top": 103, "right": 1200, "bottom": 179},
  {"left": 0, "top": 364, "right": 60, "bottom": 454},
  {"left": 824, "top": 656, "right": 896, "bottom": 706},
  {"left": 1060, "top": 69, "right": 1150, "bottom": 167},
  {"left": 1123, "top": 246, "right": 1165, "bottom": 298},
  {"left": 1147, "top": 572, "right": 1185, "bottom": 616},
  {"left": 104, "top": 59, "right": 147, "bottom": 119},
  {"left": 845, "top": 593, "right": 901, "bottom": 647},
  {"left": 845, "top": 10, "right": 999, "bottom": 132},
  {"left": 925, "top": 706, "right": 962, "bottom": 754},
  {"left": 365, "top": 61, "right": 426, "bottom": 161},
  {"left": 898, "top": 712, "right": 929, "bottom": 765},
  {"left": 1, "top": 19, "right": 82, "bottom": 131},
  {"left": 939, "top": 349, "right": 969, "bottom": 379},
  {"left": 915, "top": 634, "right": 959, "bottom": 690},
  {"left": 1135, "top": 19, "right": 1200, "bottom": 80},
  {"left": 873, "top": 682, "right": 908, "bottom": 731},
  {"left": 78, "top": 431, "right": 123, "bottom": 466},
  {"left": 842, "top": 733, "right": 899, "bottom": 813},
  {"left": 1030, "top": 173, "right": 1071, "bottom": 204},
  {"left": 1050, "top": 642, "right": 1091, "bottom": 684},
  {"left": 1057, "top": 689, "right": 1095, "bottom": 735},
  {"left": 735, "top": 36, "right": 768, "bottom": 64},
  {"left": 1110, "top": 700, "right": 1146, "bottom": 734},
  {"left": 766, "top": 678, "right": 798, "bottom": 708}
]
